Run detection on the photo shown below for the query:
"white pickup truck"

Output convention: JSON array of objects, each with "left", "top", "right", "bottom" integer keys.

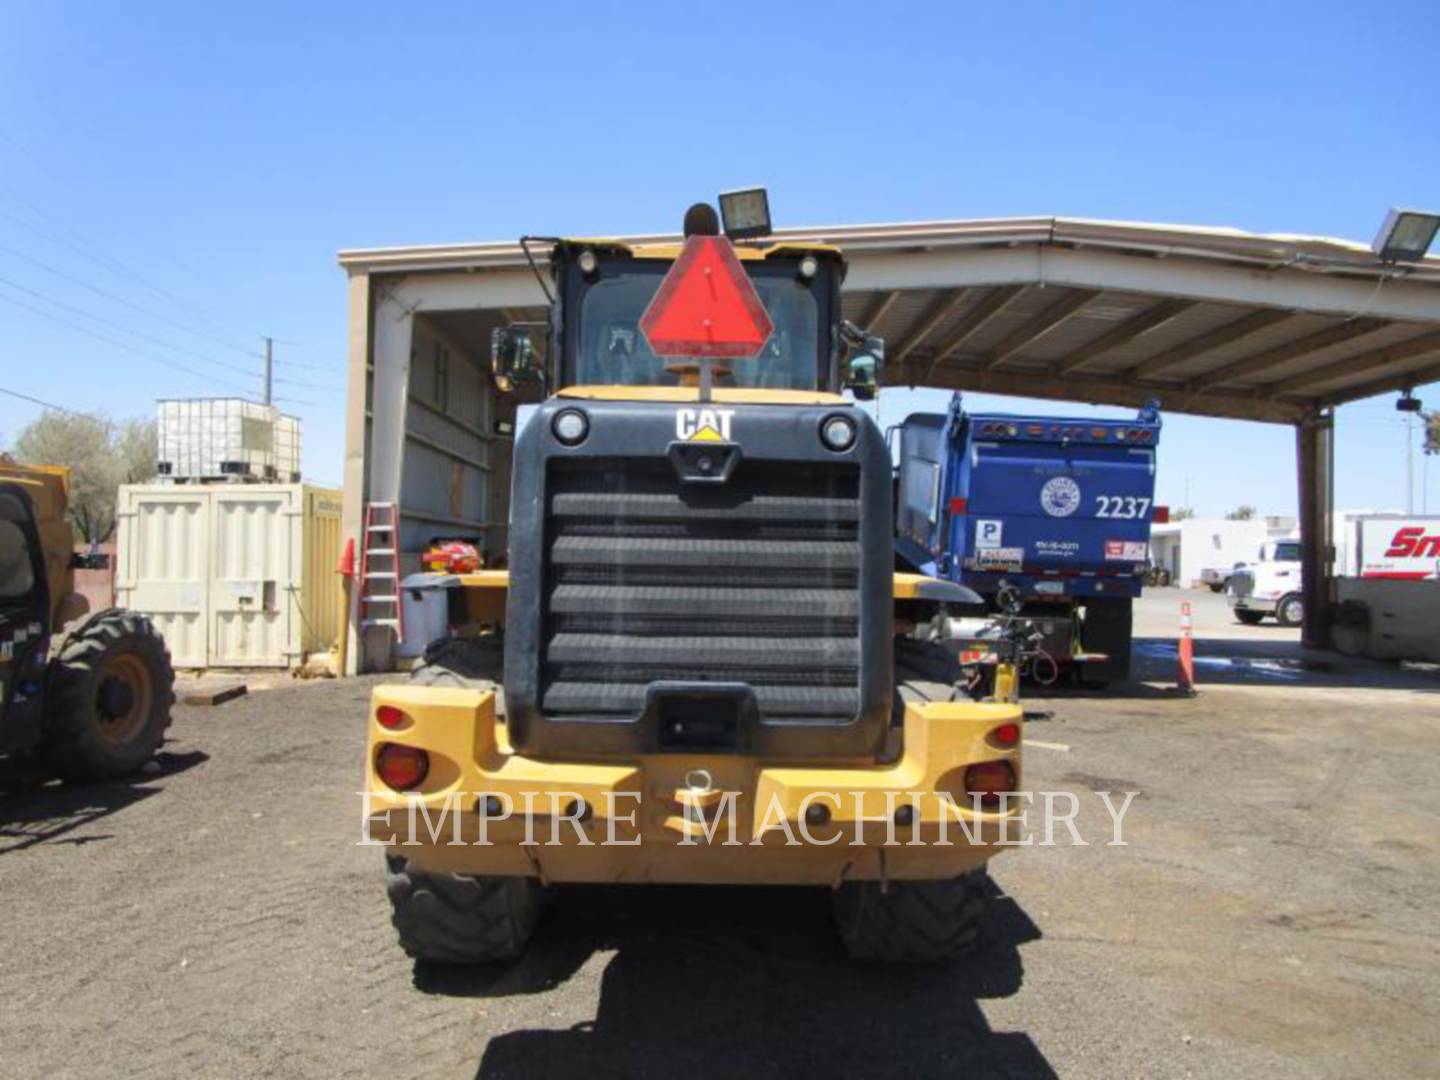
[
  {"left": 1229, "top": 538, "right": 1303, "bottom": 626},
  {"left": 1200, "top": 565, "right": 1237, "bottom": 592}
]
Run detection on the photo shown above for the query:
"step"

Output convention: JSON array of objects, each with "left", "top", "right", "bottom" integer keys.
[
  {"left": 365, "top": 548, "right": 396, "bottom": 557},
  {"left": 363, "top": 594, "right": 399, "bottom": 604},
  {"left": 362, "top": 618, "right": 401, "bottom": 629}
]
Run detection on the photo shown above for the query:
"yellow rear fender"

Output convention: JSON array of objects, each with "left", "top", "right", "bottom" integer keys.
[{"left": 365, "top": 685, "right": 1021, "bottom": 863}]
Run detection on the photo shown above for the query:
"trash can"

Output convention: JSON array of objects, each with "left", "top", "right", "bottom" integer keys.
[{"left": 397, "top": 573, "right": 459, "bottom": 659}]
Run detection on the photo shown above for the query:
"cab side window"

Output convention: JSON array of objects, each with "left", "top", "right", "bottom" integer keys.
[{"left": 0, "top": 492, "right": 38, "bottom": 600}]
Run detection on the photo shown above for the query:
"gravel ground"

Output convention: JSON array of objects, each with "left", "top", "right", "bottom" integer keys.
[{"left": 2, "top": 591, "right": 1437, "bottom": 1079}]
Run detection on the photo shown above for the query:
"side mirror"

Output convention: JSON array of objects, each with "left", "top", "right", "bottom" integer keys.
[
  {"left": 490, "top": 325, "right": 542, "bottom": 393},
  {"left": 839, "top": 321, "right": 883, "bottom": 401},
  {"left": 845, "top": 341, "right": 884, "bottom": 402}
]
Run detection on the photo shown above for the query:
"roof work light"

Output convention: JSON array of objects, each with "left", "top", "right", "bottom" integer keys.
[
  {"left": 719, "top": 187, "right": 772, "bottom": 241},
  {"left": 1372, "top": 208, "right": 1440, "bottom": 262}
]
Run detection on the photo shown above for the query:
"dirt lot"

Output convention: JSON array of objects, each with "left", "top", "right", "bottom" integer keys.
[{"left": 3, "top": 590, "right": 1438, "bottom": 1078}]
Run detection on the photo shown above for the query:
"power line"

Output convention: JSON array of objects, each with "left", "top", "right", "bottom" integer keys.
[
  {"left": 0, "top": 288, "right": 255, "bottom": 394},
  {"left": 0, "top": 183, "right": 261, "bottom": 354},
  {"left": 0, "top": 138, "right": 342, "bottom": 379},
  {"left": 0, "top": 264, "right": 341, "bottom": 394},
  {"left": 273, "top": 355, "right": 345, "bottom": 372},
  {"left": 0, "top": 384, "right": 84, "bottom": 415},
  {"left": 0, "top": 239, "right": 269, "bottom": 361},
  {"left": 0, "top": 269, "right": 263, "bottom": 381}
]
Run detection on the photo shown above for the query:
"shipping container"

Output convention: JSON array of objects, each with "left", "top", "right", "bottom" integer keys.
[
  {"left": 115, "top": 483, "right": 341, "bottom": 668},
  {"left": 157, "top": 398, "right": 302, "bottom": 482}
]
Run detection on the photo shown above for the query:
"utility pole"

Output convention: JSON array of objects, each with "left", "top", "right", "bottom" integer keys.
[{"left": 262, "top": 336, "right": 273, "bottom": 406}]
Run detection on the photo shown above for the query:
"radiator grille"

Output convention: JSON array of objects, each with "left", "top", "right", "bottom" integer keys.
[{"left": 541, "top": 459, "right": 862, "bottom": 724}]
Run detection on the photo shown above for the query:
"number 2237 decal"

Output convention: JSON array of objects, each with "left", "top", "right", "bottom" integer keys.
[{"left": 1094, "top": 496, "right": 1151, "bottom": 519}]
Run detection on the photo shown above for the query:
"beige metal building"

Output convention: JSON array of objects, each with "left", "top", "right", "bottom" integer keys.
[{"left": 338, "top": 216, "right": 1440, "bottom": 672}]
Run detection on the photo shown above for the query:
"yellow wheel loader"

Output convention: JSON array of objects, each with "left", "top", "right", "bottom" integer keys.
[
  {"left": 364, "top": 196, "right": 1023, "bottom": 964},
  {"left": 0, "top": 458, "right": 174, "bottom": 780}
]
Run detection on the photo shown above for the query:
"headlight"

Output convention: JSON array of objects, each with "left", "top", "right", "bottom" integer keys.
[
  {"left": 552, "top": 408, "right": 589, "bottom": 446},
  {"left": 820, "top": 414, "right": 856, "bottom": 452}
]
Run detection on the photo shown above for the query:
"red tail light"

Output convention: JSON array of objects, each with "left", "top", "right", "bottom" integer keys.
[
  {"left": 376, "top": 743, "right": 429, "bottom": 791},
  {"left": 964, "top": 761, "right": 1016, "bottom": 807},
  {"left": 376, "top": 705, "right": 408, "bottom": 730},
  {"left": 991, "top": 722, "right": 1021, "bottom": 748}
]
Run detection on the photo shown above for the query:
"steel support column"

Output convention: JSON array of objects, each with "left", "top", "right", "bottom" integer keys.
[{"left": 1296, "top": 410, "right": 1335, "bottom": 648}]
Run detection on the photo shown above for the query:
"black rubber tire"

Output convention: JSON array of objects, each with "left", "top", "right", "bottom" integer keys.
[
  {"left": 410, "top": 635, "right": 503, "bottom": 689},
  {"left": 1235, "top": 609, "right": 1267, "bottom": 626},
  {"left": 893, "top": 637, "right": 962, "bottom": 713},
  {"left": 42, "top": 610, "right": 174, "bottom": 782},
  {"left": 1080, "top": 596, "right": 1133, "bottom": 684},
  {"left": 834, "top": 866, "right": 991, "bottom": 963},
  {"left": 1208, "top": 582, "right": 1224, "bottom": 593},
  {"left": 384, "top": 854, "right": 540, "bottom": 964},
  {"left": 1275, "top": 594, "right": 1303, "bottom": 629},
  {"left": 847, "top": 642, "right": 992, "bottom": 962}
]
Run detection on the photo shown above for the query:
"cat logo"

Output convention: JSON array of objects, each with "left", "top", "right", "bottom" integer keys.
[{"left": 675, "top": 407, "right": 735, "bottom": 442}]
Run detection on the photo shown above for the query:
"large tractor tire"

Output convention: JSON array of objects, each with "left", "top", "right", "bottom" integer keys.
[
  {"left": 1080, "top": 596, "right": 1133, "bottom": 686},
  {"left": 835, "top": 639, "right": 991, "bottom": 963},
  {"left": 893, "top": 636, "right": 964, "bottom": 707},
  {"left": 410, "top": 635, "right": 503, "bottom": 689},
  {"left": 42, "top": 610, "right": 174, "bottom": 781},
  {"left": 385, "top": 855, "right": 540, "bottom": 964},
  {"left": 383, "top": 641, "right": 533, "bottom": 964},
  {"left": 834, "top": 867, "right": 991, "bottom": 963}
]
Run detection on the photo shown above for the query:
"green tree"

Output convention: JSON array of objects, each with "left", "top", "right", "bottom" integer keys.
[
  {"left": 1425, "top": 410, "right": 1439, "bottom": 455},
  {"left": 1225, "top": 505, "right": 1257, "bottom": 520},
  {"left": 10, "top": 411, "right": 157, "bottom": 543},
  {"left": 1171, "top": 507, "right": 1196, "bottom": 521}
]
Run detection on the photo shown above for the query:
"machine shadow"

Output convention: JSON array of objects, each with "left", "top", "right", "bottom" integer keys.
[
  {"left": 0, "top": 748, "right": 209, "bottom": 852},
  {"left": 421, "top": 878, "right": 1052, "bottom": 1079}
]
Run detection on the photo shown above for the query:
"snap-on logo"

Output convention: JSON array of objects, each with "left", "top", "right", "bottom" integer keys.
[
  {"left": 1385, "top": 527, "right": 1440, "bottom": 558},
  {"left": 675, "top": 407, "right": 734, "bottom": 442}
]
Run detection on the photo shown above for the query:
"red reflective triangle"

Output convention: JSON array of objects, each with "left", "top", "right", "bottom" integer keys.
[{"left": 638, "top": 236, "right": 774, "bottom": 358}]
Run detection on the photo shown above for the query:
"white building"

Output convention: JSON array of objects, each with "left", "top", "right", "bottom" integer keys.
[{"left": 1150, "top": 516, "right": 1294, "bottom": 587}]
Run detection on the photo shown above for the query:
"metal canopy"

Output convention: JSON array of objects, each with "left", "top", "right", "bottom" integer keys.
[{"left": 339, "top": 215, "right": 1440, "bottom": 424}]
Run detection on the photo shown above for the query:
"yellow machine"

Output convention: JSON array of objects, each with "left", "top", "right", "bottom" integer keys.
[
  {"left": 364, "top": 195, "right": 1023, "bottom": 964},
  {"left": 0, "top": 457, "right": 174, "bottom": 779}
]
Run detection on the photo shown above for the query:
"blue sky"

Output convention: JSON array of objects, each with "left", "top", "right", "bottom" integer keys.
[{"left": 1, "top": 1, "right": 1436, "bottom": 515}]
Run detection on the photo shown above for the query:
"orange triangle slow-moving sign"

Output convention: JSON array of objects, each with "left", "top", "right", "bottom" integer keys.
[{"left": 639, "top": 236, "right": 774, "bottom": 358}]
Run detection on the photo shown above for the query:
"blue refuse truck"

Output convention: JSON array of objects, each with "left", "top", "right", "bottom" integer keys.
[{"left": 894, "top": 394, "right": 1163, "bottom": 686}]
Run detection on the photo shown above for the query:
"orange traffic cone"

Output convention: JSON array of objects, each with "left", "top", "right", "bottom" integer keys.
[{"left": 1177, "top": 600, "right": 1197, "bottom": 696}]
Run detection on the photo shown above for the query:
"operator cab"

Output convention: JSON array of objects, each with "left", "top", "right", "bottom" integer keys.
[{"left": 491, "top": 193, "right": 883, "bottom": 400}]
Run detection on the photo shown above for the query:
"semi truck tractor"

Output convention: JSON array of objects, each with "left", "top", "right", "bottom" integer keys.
[
  {"left": 1230, "top": 514, "right": 1440, "bottom": 626},
  {"left": 362, "top": 194, "right": 1025, "bottom": 965},
  {"left": 894, "top": 393, "right": 1163, "bottom": 686}
]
